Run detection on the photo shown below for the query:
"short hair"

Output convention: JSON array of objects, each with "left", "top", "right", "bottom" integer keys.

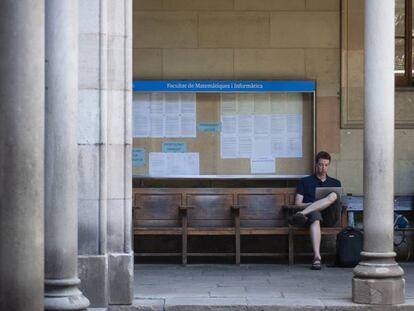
[{"left": 315, "top": 151, "right": 331, "bottom": 164}]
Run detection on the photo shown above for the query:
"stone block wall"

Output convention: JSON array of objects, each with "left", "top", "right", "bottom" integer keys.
[
  {"left": 78, "top": 0, "right": 133, "bottom": 307},
  {"left": 341, "top": 0, "right": 414, "bottom": 195},
  {"left": 133, "top": 0, "right": 414, "bottom": 195},
  {"left": 133, "top": 0, "right": 341, "bottom": 182}
]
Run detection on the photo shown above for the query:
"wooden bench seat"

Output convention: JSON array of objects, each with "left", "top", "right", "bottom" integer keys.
[{"left": 133, "top": 187, "right": 347, "bottom": 265}]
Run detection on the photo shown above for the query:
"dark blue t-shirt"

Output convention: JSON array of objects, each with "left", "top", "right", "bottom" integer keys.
[{"left": 296, "top": 175, "right": 341, "bottom": 203}]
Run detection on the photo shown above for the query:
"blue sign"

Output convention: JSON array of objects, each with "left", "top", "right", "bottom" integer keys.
[
  {"left": 133, "top": 80, "right": 315, "bottom": 93},
  {"left": 132, "top": 148, "right": 145, "bottom": 166},
  {"left": 161, "top": 142, "right": 187, "bottom": 153},
  {"left": 198, "top": 122, "right": 221, "bottom": 132}
]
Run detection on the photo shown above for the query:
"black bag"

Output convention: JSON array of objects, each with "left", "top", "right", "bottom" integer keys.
[{"left": 336, "top": 226, "right": 363, "bottom": 267}]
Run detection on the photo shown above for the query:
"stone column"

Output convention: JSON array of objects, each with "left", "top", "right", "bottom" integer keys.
[
  {"left": 352, "top": 0, "right": 405, "bottom": 304},
  {"left": 44, "top": 1, "right": 89, "bottom": 310},
  {"left": 0, "top": 2, "right": 45, "bottom": 311}
]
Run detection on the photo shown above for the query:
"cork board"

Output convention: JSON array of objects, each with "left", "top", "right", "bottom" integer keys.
[{"left": 133, "top": 92, "right": 314, "bottom": 176}]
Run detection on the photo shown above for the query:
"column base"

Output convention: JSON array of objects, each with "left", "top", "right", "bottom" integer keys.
[
  {"left": 44, "top": 277, "right": 90, "bottom": 310},
  {"left": 78, "top": 254, "right": 109, "bottom": 307},
  {"left": 353, "top": 277, "right": 405, "bottom": 305},
  {"left": 108, "top": 252, "right": 134, "bottom": 305},
  {"left": 352, "top": 252, "right": 405, "bottom": 305}
]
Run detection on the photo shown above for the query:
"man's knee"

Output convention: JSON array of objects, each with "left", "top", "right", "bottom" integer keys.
[
  {"left": 326, "top": 192, "right": 338, "bottom": 204},
  {"left": 310, "top": 219, "right": 320, "bottom": 228}
]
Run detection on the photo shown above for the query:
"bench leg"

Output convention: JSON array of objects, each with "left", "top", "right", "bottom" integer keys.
[
  {"left": 288, "top": 225, "right": 294, "bottom": 265},
  {"left": 182, "top": 212, "right": 188, "bottom": 266},
  {"left": 235, "top": 210, "right": 240, "bottom": 265},
  {"left": 182, "top": 231, "right": 187, "bottom": 265}
]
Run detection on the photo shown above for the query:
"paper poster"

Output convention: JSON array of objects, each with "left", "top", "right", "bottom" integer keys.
[
  {"left": 237, "top": 94, "right": 254, "bottom": 114},
  {"left": 132, "top": 147, "right": 145, "bottom": 166},
  {"left": 238, "top": 115, "right": 253, "bottom": 135},
  {"left": 251, "top": 156, "right": 275, "bottom": 174},
  {"left": 198, "top": 122, "right": 221, "bottom": 132},
  {"left": 220, "top": 135, "right": 238, "bottom": 158},
  {"left": 161, "top": 141, "right": 187, "bottom": 153},
  {"left": 149, "top": 152, "right": 199, "bottom": 176},
  {"left": 133, "top": 92, "right": 197, "bottom": 138},
  {"left": 221, "top": 115, "right": 238, "bottom": 135},
  {"left": 238, "top": 136, "right": 253, "bottom": 158},
  {"left": 286, "top": 93, "right": 303, "bottom": 114},
  {"left": 254, "top": 93, "right": 271, "bottom": 113},
  {"left": 181, "top": 114, "right": 196, "bottom": 137},
  {"left": 254, "top": 115, "right": 270, "bottom": 135},
  {"left": 133, "top": 93, "right": 150, "bottom": 137},
  {"left": 221, "top": 94, "right": 237, "bottom": 114}
]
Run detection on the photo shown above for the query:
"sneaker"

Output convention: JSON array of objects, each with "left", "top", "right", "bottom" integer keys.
[
  {"left": 290, "top": 212, "right": 308, "bottom": 226},
  {"left": 311, "top": 258, "right": 322, "bottom": 270}
]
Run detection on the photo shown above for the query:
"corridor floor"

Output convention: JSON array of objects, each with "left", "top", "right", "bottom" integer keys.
[{"left": 115, "top": 262, "right": 414, "bottom": 310}]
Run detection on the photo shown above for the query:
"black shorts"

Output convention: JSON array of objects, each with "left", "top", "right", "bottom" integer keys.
[{"left": 307, "top": 203, "right": 340, "bottom": 227}]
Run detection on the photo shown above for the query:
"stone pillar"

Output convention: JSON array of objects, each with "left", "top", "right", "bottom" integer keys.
[
  {"left": 44, "top": 1, "right": 89, "bottom": 310},
  {"left": 0, "top": 2, "right": 45, "bottom": 311},
  {"left": 77, "top": 0, "right": 133, "bottom": 307},
  {"left": 352, "top": 0, "right": 405, "bottom": 305}
]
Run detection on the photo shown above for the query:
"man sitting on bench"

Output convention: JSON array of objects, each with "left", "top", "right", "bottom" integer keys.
[{"left": 289, "top": 151, "right": 341, "bottom": 270}]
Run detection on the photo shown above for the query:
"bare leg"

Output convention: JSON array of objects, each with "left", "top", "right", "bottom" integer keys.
[
  {"left": 300, "top": 192, "right": 338, "bottom": 216},
  {"left": 310, "top": 220, "right": 321, "bottom": 261}
]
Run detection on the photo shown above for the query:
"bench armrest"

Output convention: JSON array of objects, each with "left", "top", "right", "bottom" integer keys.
[
  {"left": 231, "top": 205, "right": 247, "bottom": 210},
  {"left": 179, "top": 205, "right": 195, "bottom": 211}
]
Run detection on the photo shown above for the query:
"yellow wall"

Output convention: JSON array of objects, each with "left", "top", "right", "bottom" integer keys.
[{"left": 133, "top": 0, "right": 414, "bottom": 195}]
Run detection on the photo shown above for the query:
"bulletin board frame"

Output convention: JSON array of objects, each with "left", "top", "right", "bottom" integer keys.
[{"left": 132, "top": 80, "right": 316, "bottom": 179}]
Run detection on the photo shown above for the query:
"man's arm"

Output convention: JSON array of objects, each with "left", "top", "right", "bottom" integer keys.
[{"left": 294, "top": 193, "right": 311, "bottom": 207}]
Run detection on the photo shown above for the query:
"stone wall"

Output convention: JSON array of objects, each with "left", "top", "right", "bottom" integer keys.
[
  {"left": 340, "top": 0, "right": 414, "bottom": 195},
  {"left": 78, "top": 0, "right": 133, "bottom": 307},
  {"left": 133, "top": 0, "right": 414, "bottom": 195}
]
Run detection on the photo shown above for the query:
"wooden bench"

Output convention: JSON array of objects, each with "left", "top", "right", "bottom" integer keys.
[{"left": 133, "top": 187, "right": 347, "bottom": 265}]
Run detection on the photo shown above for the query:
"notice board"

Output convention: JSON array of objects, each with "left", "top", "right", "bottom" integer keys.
[{"left": 132, "top": 80, "right": 315, "bottom": 178}]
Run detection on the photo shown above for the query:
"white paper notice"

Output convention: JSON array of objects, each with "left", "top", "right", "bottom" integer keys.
[
  {"left": 271, "top": 136, "right": 286, "bottom": 157},
  {"left": 254, "top": 115, "right": 270, "bottom": 135},
  {"left": 237, "top": 94, "right": 254, "bottom": 114},
  {"left": 238, "top": 136, "right": 253, "bottom": 158},
  {"left": 251, "top": 156, "right": 275, "bottom": 174},
  {"left": 133, "top": 93, "right": 150, "bottom": 137},
  {"left": 238, "top": 115, "right": 253, "bottom": 135},
  {"left": 164, "top": 115, "right": 180, "bottom": 137},
  {"left": 286, "top": 93, "right": 303, "bottom": 114},
  {"left": 221, "top": 135, "right": 238, "bottom": 158},
  {"left": 150, "top": 115, "right": 164, "bottom": 137},
  {"left": 221, "top": 94, "right": 237, "bottom": 114},
  {"left": 254, "top": 94, "right": 271, "bottom": 114},
  {"left": 270, "top": 114, "right": 287, "bottom": 135},
  {"left": 149, "top": 152, "right": 199, "bottom": 176},
  {"left": 221, "top": 115, "right": 238, "bottom": 135},
  {"left": 286, "top": 137, "right": 302, "bottom": 158},
  {"left": 181, "top": 114, "right": 196, "bottom": 137},
  {"left": 150, "top": 93, "right": 164, "bottom": 114},
  {"left": 149, "top": 152, "right": 166, "bottom": 176},
  {"left": 181, "top": 93, "right": 196, "bottom": 114},
  {"left": 253, "top": 136, "right": 272, "bottom": 157},
  {"left": 134, "top": 115, "right": 150, "bottom": 137},
  {"left": 180, "top": 153, "right": 200, "bottom": 175},
  {"left": 164, "top": 93, "right": 180, "bottom": 114},
  {"left": 286, "top": 114, "right": 302, "bottom": 136},
  {"left": 270, "top": 93, "right": 287, "bottom": 114}
]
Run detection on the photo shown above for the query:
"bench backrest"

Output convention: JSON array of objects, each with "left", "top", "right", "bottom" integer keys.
[
  {"left": 133, "top": 188, "right": 296, "bottom": 229},
  {"left": 134, "top": 189, "right": 183, "bottom": 228},
  {"left": 185, "top": 190, "right": 234, "bottom": 227},
  {"left": 237, "top": 188, "right": 296, "bottom": 227}
]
